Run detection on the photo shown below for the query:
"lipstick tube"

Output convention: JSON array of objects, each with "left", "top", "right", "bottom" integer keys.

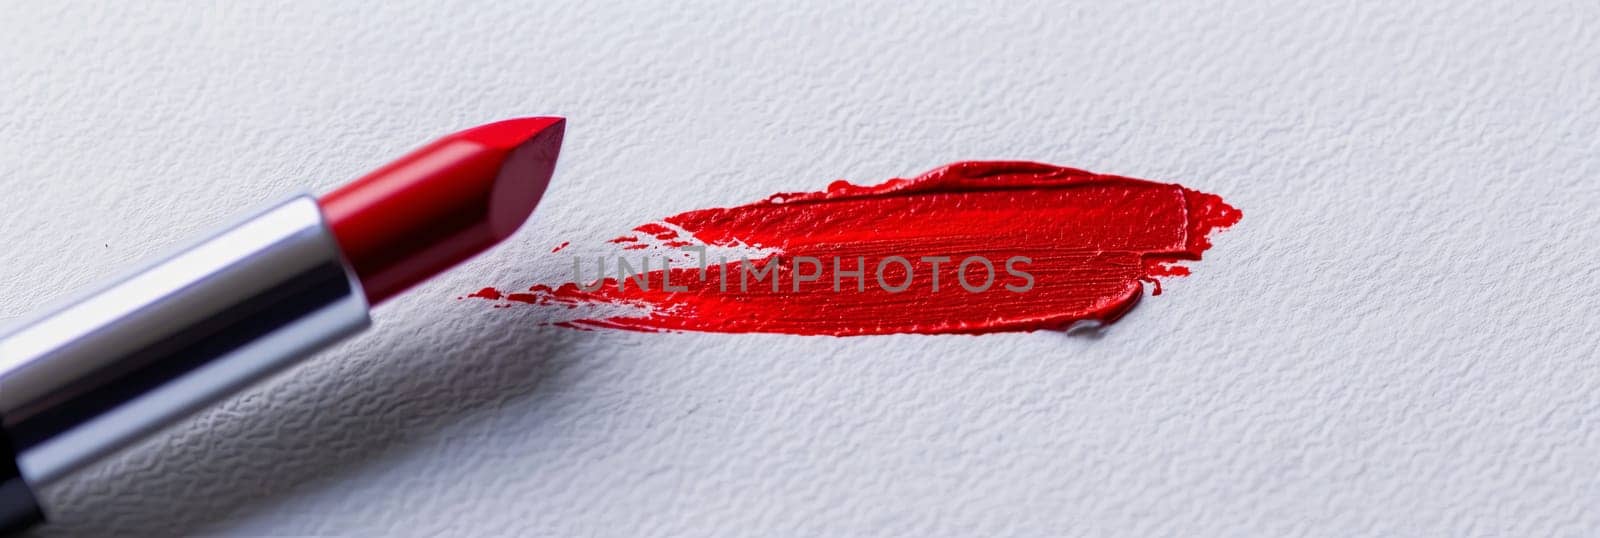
[
  {"left": 0, "top": 117, "right": 564, "bottom": 534},
  {"left": 0, "top": 195, "right": 368, "bottom": 532}
]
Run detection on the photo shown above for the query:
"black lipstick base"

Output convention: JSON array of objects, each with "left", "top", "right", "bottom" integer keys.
[{"left": 0, "top": 429, "right": 43, "bottom": 535}]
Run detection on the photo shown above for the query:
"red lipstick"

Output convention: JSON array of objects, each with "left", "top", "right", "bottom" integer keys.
[
  {"left": 470, "top": 161, "right": 1239, "bottom": 336},
  {"left": 0, "top": 117, "right": 564, "bottom": 534},
  {"left": 322, "top": 117, "right": 565, "bottom": 304}
]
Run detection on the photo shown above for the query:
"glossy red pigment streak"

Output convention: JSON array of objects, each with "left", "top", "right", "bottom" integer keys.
[
  {"left": 321, "top": 117, "right": 565, "bottom": 304},
  {"left": 470, "top": 161, "right": 1239, "bottom": 335}
]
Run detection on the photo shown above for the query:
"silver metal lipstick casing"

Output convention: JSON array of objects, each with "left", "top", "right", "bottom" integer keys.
[{"left": 0, "top": 195, "right": 370, "bottom": 495}]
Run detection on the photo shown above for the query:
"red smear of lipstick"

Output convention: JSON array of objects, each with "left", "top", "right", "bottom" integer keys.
[{"left": 472, "top": 161, "right": 1239, "bottom": 336}]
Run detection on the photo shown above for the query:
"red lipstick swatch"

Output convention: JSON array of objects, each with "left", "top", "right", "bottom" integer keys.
[{"left": 469, "top": 161, "right": 1239, "bottom": 335}]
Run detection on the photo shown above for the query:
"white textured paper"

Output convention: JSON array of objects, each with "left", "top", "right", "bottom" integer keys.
[{"left": 2, "top": 1, "right": 1598, "bottom": 536}]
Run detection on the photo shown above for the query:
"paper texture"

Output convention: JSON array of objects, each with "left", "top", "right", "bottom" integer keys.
[{"left": 2, "top": 1, "right": 1597, "bottom": 535}]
